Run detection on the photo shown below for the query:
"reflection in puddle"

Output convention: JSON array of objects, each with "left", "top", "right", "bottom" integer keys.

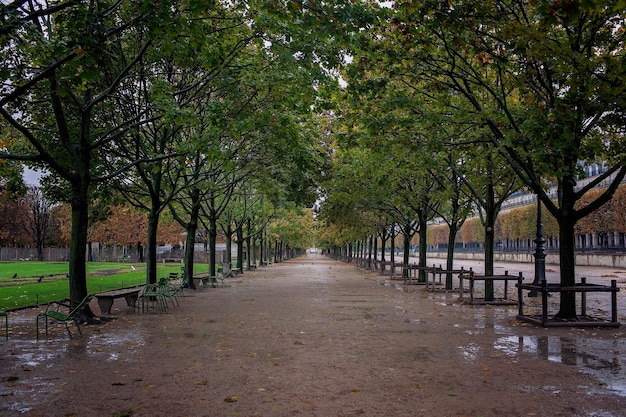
[
  {"left": 459, "top": 342, "right": 480, "bottom": 362},
  {"left": 13, "top": 329, "right": 146, "bottom": 364},
  {"left": 4, "top": 329, "right": 147, "bottom": 414},
  {"left": 493, "top": 335, "right": 626, "bottom": 397},
  {"left": 87, "top": 330, "right": 145, "bottom": 361}
]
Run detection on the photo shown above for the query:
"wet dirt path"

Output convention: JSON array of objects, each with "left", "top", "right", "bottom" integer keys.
[{"left": 1, "top": 254, "right": 625, "bottom": 417}]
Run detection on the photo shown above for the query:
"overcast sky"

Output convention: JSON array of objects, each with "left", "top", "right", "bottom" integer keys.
[{"left": 23, "top": 167, "right": 41, "bottom": 186}]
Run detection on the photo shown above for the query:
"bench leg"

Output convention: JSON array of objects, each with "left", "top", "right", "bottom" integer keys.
[
  {"left": 125, "top": 295, "right": 139, "bottom": 308},
  {"left": 97, "top": 298, "right": 115, "bottom": 315}
]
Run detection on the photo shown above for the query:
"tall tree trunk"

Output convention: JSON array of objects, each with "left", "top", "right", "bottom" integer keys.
[
  {"left": 402, "top": 228, "right": 411, "bottom": 279},
  {"left": 251, "top": 236, "right": 257, "bottom": 266},
  {"left": 259, "top": 228, "right": 265, "bottom": 266},
  {"left": 484, "top": 184, "right": 496, "bottom": 300},
  {"left": 68, "top": 179, "right": 95, "bottom": 319},
  {"left": 182, "top": 188, "right": 200, "bottom": 289},
  {"left": 137, "top": 241, "right": 144, "bottom": 262},
  {"left": 556, "top": 178, "right": 578, "bottom": 318},
  {"left": 183, "top": 224, "right": 196, "bottom": 289},
  {"left": 208, "top": 215, "right": 217, "bottom": 278},
  {"left": 145, "top": 210, "right": 159, "bottom": 284},
  {"left": 379, "top": 228, "right": 386, "bottom": 270},
  {"left": 36, "top": 237, "right": 44, "bottom": 261},
  {"left": 418, "top": 217, "right": 427, "bottom": 283},
  {"left": 483, "top": 221, "right": 495, "bottom": 300},
  {"left": 557, "top": 218, "right": 577, "bottom": 318},
  {"left": 390, "top": 232, "right": 395, "bottom": 266},
  {"left": 373, "top": 235, "right": 378, "bottom": 263},
  {"left": 236, "top": 224, "right": 244, "bottom": 272},
  {"left": 445, "top": 224, "right": 458, "bottom": 290},
  {"left": 246, "top": 219, "right": 252, "bottom": 270},
  {"left": 225, "top": 224, "right": 232, "bottom": 265},
  {"left": 69, "top": 186, "right": 89, "bottom": 303}
]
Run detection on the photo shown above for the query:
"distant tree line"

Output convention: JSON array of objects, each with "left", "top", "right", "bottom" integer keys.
[
  {"left": 0, "top": 183, "right": 184, "bottom": 260},
  {"left": 427, "top": 185, "right": 626, "bottom": 251}
]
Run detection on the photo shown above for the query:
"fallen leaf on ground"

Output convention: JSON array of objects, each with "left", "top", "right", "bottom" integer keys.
[{"left": 224, "top": 395, "right": 238, "bottom": 402}]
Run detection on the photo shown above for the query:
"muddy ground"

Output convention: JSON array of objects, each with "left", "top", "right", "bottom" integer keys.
[{"left": 1, "top": 254, "right": 625, "bottom": 417}]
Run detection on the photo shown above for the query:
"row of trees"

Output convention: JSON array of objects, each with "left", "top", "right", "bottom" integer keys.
[
  {"left": 3, "top": 1, "right": 625, "bottom": 322},
  {"left": 0, "top": 182, "right": 317, "bottom": 266},
  {"left": 1, "top": 1, "right": 378, "bottom": 317},
  {"left": 319, "top": 1, "right": 626, "bottom": 319},
  {"left": 0, "top": 183, "right": 180, "bottom": 260}
]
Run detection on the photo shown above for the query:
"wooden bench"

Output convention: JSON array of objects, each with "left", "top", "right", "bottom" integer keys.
[
  {"left": 161, "top": 258, "right": 183, "bottom": 263},
  {"left": 459, "top": 270, "right": 522, "bottom": 305},
  {"left": 192, "top": 273, "right": 225, "bottom": 289},
  {"left": 95, "top": 287, "right": 143, "bottom": 314}
]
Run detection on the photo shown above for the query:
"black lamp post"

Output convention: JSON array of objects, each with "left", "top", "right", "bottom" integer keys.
[{"left": 529, "top": 196, "right": 546, "bottom": 297}]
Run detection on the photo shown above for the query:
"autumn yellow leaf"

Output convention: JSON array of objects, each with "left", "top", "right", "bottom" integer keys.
[{"left": 224, "top": 395, "right": 238, "bottom": 402}]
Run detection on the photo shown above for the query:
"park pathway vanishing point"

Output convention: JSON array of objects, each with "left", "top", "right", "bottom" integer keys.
[{"left": 1, "top": 253, "right": 626, "bottom": 417}]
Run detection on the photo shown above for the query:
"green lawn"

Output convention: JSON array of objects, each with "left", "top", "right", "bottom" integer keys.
[{"left": 0, "top": 261, "right": 209, "bottom": 311}]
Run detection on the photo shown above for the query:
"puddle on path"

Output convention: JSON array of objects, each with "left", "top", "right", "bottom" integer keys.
[
  {"left": 492, "top": 335, "right": 626, "bottom": 397},
  {"left": 2, "top": 328, "right": 147, "bottom": 415},
  {"left": 8, "top": 328, "right": 146, "bottom": 366}
]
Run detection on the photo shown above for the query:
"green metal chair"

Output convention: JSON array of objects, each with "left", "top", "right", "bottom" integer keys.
[
  {"left": 138, "top": 284, "right": 168, "bottom": 314},
  {"left": 36, "top": 294, "right": 93, "bottom": 340},
  {"left": 0, "top": 311, "right": 7, "bottom": 340},
  {"left": 159, "top": 281, "right": 180, "bottom": 308}
]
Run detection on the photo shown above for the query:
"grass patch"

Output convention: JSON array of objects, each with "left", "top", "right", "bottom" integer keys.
[{"left": 0, "top": 261, "right": 209, "bottom": 310}]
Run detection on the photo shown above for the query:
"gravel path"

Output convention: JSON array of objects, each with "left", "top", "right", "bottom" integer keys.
[{"left": 1, "top": 254, "right": 625, "bottom": 417}]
